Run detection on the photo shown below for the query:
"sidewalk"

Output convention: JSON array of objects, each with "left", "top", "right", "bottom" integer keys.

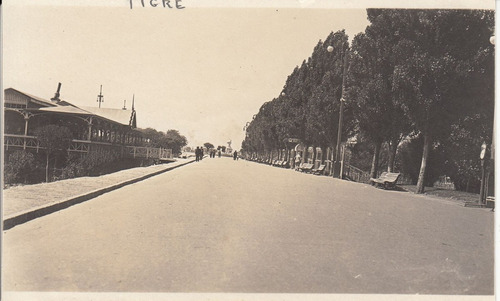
[{"left": 3, "top": 158, "right": 196, "bottom": 230}]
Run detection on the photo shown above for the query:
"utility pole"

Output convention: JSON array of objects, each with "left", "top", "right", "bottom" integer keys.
[{"left": 97, "top": 85, "right": 104, "bottom": 108}]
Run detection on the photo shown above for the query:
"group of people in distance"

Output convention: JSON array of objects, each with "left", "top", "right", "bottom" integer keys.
[
  {"left": 209, "top": 149, "right": 221, "bottom": 158},
  {"left": 195, "top": 146, "right": 204, "bottom": 162},
  {"left": 195, "top": 146, "right": 222, "bottom": 161},
  {"left": 194, "top": 147, "right": 239, "bottom": 161}
]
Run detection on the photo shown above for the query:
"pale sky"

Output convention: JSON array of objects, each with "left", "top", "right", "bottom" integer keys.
[{"left": 2, "top": 0, "right": 494, "bottom": 149}]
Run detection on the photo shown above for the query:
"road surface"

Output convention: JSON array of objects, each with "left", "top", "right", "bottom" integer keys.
[{"left": 3, "top": 157, "right": 494, "bottom": 294}]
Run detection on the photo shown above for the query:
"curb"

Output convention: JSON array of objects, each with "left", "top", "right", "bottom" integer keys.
[{"left": 3, "top": 159, "right": 195, "bottom": 230}]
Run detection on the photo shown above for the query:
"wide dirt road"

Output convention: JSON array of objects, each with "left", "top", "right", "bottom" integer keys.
[{"left": 3, "top": 157, "right": 494, "bottom": 294}]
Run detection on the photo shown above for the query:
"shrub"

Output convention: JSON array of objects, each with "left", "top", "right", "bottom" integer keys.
[
  {"left": 4, "top": 150, "right": 37, "bottom": 184},
  {"left": 34, "top": 124, "right": 73, "bottom": 182}
]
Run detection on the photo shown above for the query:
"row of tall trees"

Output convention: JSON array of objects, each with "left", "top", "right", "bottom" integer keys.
[{"left": 242, "top": 9, "right": 494, "bottom": 193}]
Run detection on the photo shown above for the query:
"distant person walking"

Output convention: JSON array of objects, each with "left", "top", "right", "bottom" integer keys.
[
  {"left": 195, "top": 147, "right": 200, "bottom": 162},
  {"left": 218, "top": 150, "right": 221, "bottom": 158},
  {"left": 233, "top": 150, "right": 238, "bottom": 160}
]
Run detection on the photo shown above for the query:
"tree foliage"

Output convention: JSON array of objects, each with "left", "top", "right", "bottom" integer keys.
[
  {"left": 34, "top": 124, "right": 73, "bottom": 182},
  {"left": 165, "top": 129, "right": 188, "bottom": 155},
  {"left": 244, "top": 30, "right": 354, "bottom": 155},
  {"left": 204, "top": 142, "right": 215, "bottom": 149},
  {"left": 4, "top": 150, "right": 37, "bottom": 184},
  {"left": 385, "top": 9, "right": 494, "bottom": 192},
  {"left": 347, "top": 20, "right": 414, "bottom": 176},
  {"left": 142, "top": 128, "right": 188, "bottom": 156}
]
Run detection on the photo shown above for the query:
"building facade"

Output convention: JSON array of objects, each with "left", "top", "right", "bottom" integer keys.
[{"left": 4, "top": 87, "right": 172, "bottom": 160}]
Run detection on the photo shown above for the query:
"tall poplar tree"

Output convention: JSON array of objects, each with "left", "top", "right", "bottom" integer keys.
[
  {"left": 385, "top": 9, "right": 494, "bottom": 193},
  {"left": 347, "top": 17, "right": 413, "bottom": 178}
]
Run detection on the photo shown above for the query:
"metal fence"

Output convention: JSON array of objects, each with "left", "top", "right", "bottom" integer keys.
[
  {"left": 343, "top": 164, "right": 371, "bottom": 183},
  {"left": 5, "top": 134, "right": 173, "bottom": 160},
  {"left": 343, "top": 162, "right": 415, "bottom": 186}
]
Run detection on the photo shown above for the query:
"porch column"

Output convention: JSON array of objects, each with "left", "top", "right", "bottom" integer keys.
[
  {"left": 23, "top": 118, "right": 29, "bottom": 149},
  {"left": 87, "top": 118, "right": 93, "bottom": 141},
  {"left": 24, "top": 117, "right": 29, "bottom": 136}
]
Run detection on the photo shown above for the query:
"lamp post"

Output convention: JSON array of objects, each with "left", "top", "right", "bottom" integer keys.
[
  {"left": 479, "top": 141, "right": 488, "bottom": 205},
  {"left": 327, "top": 44, "right": 348, "bottom": 178},
  {"left": 486, "top": 35, "right": 495, "bottom": 208}
]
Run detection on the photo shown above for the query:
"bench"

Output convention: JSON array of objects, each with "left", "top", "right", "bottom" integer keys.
[
  {"left": 297, "top": 163, "right": 314, "bottom": 173},
  {"left": 370, "top": 172, "right": 400, "bottom": 189},
  {"left": 304, "top": 163, "right": 314, "bottom": 173},
  {"left": 312, "top": 164, "right": 326, "bottom": 175}
]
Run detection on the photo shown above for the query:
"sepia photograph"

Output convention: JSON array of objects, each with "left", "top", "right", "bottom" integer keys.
[{"left": 1, "top": 0, "right": 496, "bottom": 300}]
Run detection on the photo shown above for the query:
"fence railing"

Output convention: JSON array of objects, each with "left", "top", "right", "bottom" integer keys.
[
  {"left": 5, "top": 134, "right": 172, "bottom": 160},
  {"left": 343, "top": 164, "right": 371, "bottom": 183},
  {"left": 343, "top": 162, "right": 416, "bottom": 186},
  {"left": 4, "top": 134, "right": 41, "bottom": 151}
]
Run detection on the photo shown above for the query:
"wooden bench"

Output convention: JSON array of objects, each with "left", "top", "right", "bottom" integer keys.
[
  {"left": 312, "top": 164, "right": 326, "bottom": 175},
  {"left": 370, "top": 172, "right": 387, "bottom": 184},
  {"left": 370, "top": 172, "right": 400, "bottom": 189},
  {"left": 304, "top": 163, "right": 314, "bottom": 173},
  {"left": 297, "top": 163, "right": 314, "bottom": 173}
]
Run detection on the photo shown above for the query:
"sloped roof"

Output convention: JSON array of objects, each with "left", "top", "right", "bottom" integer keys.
[
  {"left": 38, "top": 105, "right": 93, "bottom": 115},
  {"left": 39, "top": 105, "right": 136, "bottom": 127},
  {"left": 5, "top": 88, "right": 57, "bottom": 107},
  {"left": 6, "top": 87, "right": 137, "bottom": 128},
  {"left": 80, "top": 106, "right": 135, "bottom": 127}
]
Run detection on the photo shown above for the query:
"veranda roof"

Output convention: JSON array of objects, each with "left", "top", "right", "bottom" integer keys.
[
  {"left": 6, "top": 87, "right": 137, "bottom": 128},
  {"left": 5, "top": 88, "right": 57, "bottom": 107},
  {"left": 79, "top": 106, "right": 135, "bottom": 127},
  {"left": 38, "top": 105, "right": 92, "bottom": 115}
]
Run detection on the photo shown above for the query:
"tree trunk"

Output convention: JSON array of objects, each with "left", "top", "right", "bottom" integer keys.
[
  {"left": 416, "top": 132, "right": 431, "bottom": 194},
  {"left": 387, "top": 139, "right": 398, "bottom": 172},
  {"left": 45, "top": 153, "right": 50, "bottom": 183},
  {"left": 370, "top": 142, "right": 382, "bottom": 179},
  {"left": 312, "top": 146, "right": 317, "bottom": 167}
]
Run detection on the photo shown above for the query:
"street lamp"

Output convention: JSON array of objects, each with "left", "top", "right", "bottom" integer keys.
[
  {"left": 485, "top": 35, "right": 495, "bottom": 208},
  {"left": 479, "top": 141, "right": 488, "bottom": 205},
  {"left": 327, "top": 44, "right": 348, "bottom": 178}
]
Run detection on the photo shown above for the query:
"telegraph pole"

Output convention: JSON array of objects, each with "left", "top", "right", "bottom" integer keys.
[{"left": 97, "top": 85, "right": 104, "bottom": 108}]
